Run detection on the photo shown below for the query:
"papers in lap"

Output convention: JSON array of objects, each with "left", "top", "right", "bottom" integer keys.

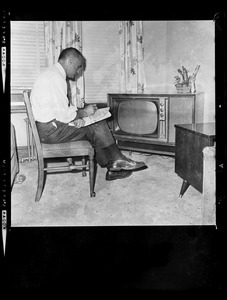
[{"left": 69, "top": 107, "right": 111, "bottom": 127}]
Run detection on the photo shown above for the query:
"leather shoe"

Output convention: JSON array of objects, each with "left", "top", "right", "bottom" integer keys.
[
  {"left": 106, "top": 170, "right": 132, "bottom": 181},
  {"left": 108, "top": 155, "right": 147, "bottom": 171}
]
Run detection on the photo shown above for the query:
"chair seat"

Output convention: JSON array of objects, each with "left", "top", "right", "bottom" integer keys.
[{"left": 42, "top": 140, "right": 94, "bottom": 158}]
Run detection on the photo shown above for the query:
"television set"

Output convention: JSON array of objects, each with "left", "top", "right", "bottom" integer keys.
[{"left": 107, "top": 93, "right": 204, "bottom": 156}]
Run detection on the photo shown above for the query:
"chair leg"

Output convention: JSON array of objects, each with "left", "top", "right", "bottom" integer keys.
[
  {"left": 26, "top": 118, "right": 31, "bottom": 162},
  {"left": 82, "top": 157, "right": 87, "bottom": 177},
  {"left": 35, "top": 157, "right": 45, "bottom": 202},
  {"left": 89, "top": 155, "right": 96, "bottom": 197}
]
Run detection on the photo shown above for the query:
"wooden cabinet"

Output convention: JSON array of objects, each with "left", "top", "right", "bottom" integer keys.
[
  {"left": 175, "top": 123, "right": 215, "bottom": 197},
  {"left": 107, "top": 92, "right": 204, "bottom": 156}
]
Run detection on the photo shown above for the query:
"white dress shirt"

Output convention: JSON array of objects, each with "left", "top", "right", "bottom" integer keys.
[{"left": 31, "top": 62, "right": 77, "bottom": 123}]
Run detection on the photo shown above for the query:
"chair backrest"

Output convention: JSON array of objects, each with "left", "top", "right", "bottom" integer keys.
[{"left": 23, "top": 90, "right": 43, "bottom": 157}]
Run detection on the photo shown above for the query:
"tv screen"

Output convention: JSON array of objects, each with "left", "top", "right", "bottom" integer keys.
[{"left": 117, "top": 100, "right": 158, "bottom": 135}]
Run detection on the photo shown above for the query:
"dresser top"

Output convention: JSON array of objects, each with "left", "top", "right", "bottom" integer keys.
[{"left": 175, "top": 123, "right": 215, "bottom": 138}]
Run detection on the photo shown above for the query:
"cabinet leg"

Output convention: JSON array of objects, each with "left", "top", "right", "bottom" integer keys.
[{"left": 179, "top": 180, "right": 190, "bottom": 198}]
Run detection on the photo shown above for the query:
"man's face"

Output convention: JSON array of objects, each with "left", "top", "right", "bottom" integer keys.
[
  {"left": 66, "top": 57, "right": 83, "bottom": 80},
  {"left": 74, "top": 65, "right": 83, "bottom": 81}
]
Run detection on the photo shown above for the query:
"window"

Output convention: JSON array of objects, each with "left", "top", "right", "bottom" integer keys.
[
  {"left": 10, "top": 21, "right": 47, "bottom": 93},
  {"left": 10, "top": 21, "right": 121, "bottom": 103},
  {"left": 82, "top": 21, "right": 120, "bottom": 103}
]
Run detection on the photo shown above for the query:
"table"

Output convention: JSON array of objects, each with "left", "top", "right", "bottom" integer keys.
[{"left": 175, "top": 123, "right": 215, "bottom": 197}]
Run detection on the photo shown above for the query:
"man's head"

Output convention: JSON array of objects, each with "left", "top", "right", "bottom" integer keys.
[{"left": 58, "top": 47, "right": 86, "bottom": 80}]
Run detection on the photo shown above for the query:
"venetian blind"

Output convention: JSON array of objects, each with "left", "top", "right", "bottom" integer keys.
[
  {"left": 10, "top": 21, "right": 47, "bottom": 93},
  {"left": 82, "top": 21, "right": 121, "bottom": 103}
]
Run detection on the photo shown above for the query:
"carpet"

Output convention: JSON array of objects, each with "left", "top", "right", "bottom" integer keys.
[{"left": 11, "top": 151, "right": 212, "bottom": 226}]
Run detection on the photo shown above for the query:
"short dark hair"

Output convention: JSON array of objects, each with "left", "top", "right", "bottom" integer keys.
[{"left": 58, "top": 47, "right": 86, "bottom": 71}]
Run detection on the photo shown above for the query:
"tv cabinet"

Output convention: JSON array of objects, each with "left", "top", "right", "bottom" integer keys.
[
  {"left": 175, "top": 123, "right": 215, "bottom": 197},
  {"left": 109, "top": 92, "right": 204, "bottom": 156}
]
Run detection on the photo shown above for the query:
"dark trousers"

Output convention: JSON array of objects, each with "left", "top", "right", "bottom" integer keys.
[{"left": 36, "top": 119, "right": 116, "bottom": 167}]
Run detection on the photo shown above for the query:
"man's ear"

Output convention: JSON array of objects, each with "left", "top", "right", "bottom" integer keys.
[{"left": 66, "top": 56, "right": 73, "bottom": 65}]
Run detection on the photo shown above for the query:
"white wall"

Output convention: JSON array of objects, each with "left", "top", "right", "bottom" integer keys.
[
  {"left": 11, "top": 111, "right": 27, "bottom": 147},
  {"left": 144, "top": 20, "right": 215, "bottom": 122},
  {"left": 11, "top": 93, "right": 27, "bottom": 147}
]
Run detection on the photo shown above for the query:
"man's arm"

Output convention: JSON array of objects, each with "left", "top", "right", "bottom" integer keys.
[
  {"left": 73, "top": 104, "right": 98, "bottom": 120},
  {"left": 71, "top": 104, "right": 98, "bottom": 128}
]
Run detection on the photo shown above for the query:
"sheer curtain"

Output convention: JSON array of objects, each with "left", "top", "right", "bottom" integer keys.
[
  {"left": 44, "top": 21, "right": 85, "bottom": 107},
  {"left": 119, "top": 21, "right": 146, "bottom": 93}
]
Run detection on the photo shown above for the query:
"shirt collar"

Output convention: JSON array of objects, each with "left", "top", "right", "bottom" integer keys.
[{"left": 55, "top": 62, "right": 66, "bottom": 79}]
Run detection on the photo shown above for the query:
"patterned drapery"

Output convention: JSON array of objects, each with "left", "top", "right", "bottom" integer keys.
[
  {"left": 119, "top": 21, "right": 146, "bottom": 93},
  {"left": 44, "top": 21, "right": 85, "bottom": 108}
]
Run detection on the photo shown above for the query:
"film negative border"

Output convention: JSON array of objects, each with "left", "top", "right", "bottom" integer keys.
[{"left": 1, "top": 10, "right": 10, "bottom": 257}]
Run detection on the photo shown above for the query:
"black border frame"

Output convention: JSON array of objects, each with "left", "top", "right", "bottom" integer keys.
[{"left": 1, "top": 8, "right": 226, "bottom": 293}]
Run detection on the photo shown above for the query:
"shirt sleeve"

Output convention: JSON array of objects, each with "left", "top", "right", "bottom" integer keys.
[
  {"left": 48, "top": 73, "right": 78, "bottom": 123},
  {"left": 31, "top": 69, "right": 78, "bottom": 123}
]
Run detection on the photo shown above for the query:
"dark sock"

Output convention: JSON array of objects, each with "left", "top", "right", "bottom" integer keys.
[
  {"left": 95, "top": 148, "right": 111, "bottom": 167},
  {"left": 104, "top": 143, "right": 124, "bottom": 161},
  {"left": 95, "top": 143, "right": 124, "bottom": 168}
]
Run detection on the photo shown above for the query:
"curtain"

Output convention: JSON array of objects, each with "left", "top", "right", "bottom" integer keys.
[
  {"left": 44, "top": 21, "right": 85, "bottom": 108},
  {"left": 119, "top": 21, "right": 146, "bottom": 93}
]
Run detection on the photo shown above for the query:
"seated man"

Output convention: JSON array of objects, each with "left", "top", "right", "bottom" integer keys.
[{"left": 31, "top": 47, "right": 147, "bottom": 181}]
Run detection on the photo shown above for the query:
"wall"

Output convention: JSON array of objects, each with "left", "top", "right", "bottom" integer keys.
[
  {"left": 11, "top": 93, "right": 27, "bottom": 147},
  {"left": 143, "top": 20, "right": 215, "bottom": 122},
  {"left": 83, "top": 21, "right": 120, "bottom": 103},
  {"left": 11, "top": 111, "right": 27, "bottom": 147}
]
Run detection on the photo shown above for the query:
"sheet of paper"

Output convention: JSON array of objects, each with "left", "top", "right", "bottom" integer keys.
[
  {"left": 83, "top": 107, "right": 111, "bottom": 126},
  {"left": 68, "top": 107, "right": 111, "bottom": 127}
]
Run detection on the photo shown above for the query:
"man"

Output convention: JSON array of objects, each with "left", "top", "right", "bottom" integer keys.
[{"left": 31, "top": 47, "right": 147, "bottom": 181}]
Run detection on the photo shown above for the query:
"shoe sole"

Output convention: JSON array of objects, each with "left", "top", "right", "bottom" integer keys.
[
  {"left": 106, "top": 172, "right": 132, "bottom": 181},
  {"left": 108, "top": 164, "right": 146, "bottom": 172}
]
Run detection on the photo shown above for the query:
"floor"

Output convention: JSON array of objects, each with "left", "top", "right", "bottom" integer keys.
[
  {"left": 8, "top": 150, "right": 221, "bottom": 291},
  {"left": 11, "top": 150, "right": 214, "bottom": 227}
]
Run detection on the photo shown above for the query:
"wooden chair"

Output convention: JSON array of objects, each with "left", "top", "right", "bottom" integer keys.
[{"left": 23, "top": 90, "right": 96, "bottom": 202}]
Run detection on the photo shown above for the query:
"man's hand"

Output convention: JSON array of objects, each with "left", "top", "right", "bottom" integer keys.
[
  {"left": 84, "top": 104, "right": 98, "bottom": 117},
  {"left": 73, "top": 118, "right": 85, "bottom": 128},
  {"left": 74, "top": 104, "right": 98, "bottom": 120}
]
